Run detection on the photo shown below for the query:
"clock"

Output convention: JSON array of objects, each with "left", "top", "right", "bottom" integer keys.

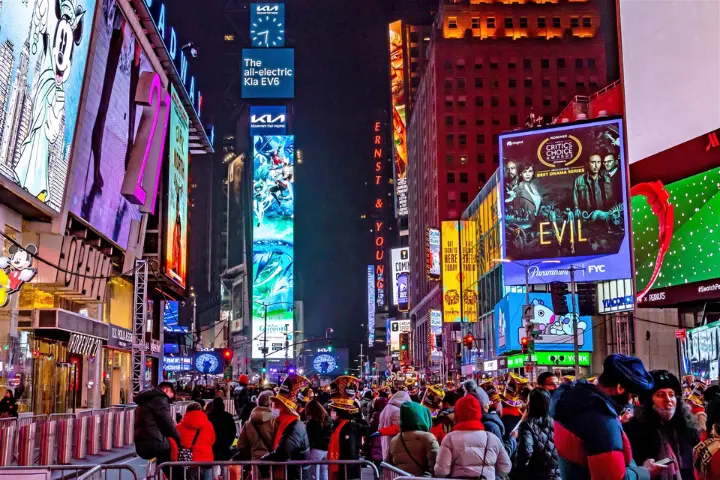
[
  {"left": 250, "top": 15, "right": 285, "bottom": 47},
  {"left": 195, "top": 353, "right": 219, "bottom": 374},
  {"left": 313, "top": 354, "right": 337, "bottom": 374}
]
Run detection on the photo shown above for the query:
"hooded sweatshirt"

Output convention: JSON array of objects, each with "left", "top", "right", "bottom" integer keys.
[
  {"left": 379, "top": 390, "right": 411, "bottom": 460},
  {"left": 236, "top": 406, "right": 276, "bottom": 460},
  {"left": 387, "top": 402, "right": 440, "bottom": 476}
]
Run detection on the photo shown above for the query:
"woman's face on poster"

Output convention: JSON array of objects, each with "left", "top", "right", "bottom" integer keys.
[{"left": 521, "top": 166, "right": 534, "bottom": 182}]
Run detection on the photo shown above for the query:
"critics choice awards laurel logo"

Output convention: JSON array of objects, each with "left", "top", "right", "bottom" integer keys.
[{"left": 537, "top": 135, "right": 583, "bottom": 168}]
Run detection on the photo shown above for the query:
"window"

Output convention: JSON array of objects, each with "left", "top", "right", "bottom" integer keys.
[
  {"left": 445, "top": 98, "right": 454, "bottom": 107},
  {"left": 559, "top": 98, "right": 568, "bottom": 108},
  {"left": 525, "top": 96, "right": 533, "bottom": 106},
  {"left": 478, "top": 172, "right": 487, "bottom": 183},
  {"left": 487, "top": 17, "right": 496, "bottom": 28},
  {"left": 457, "top": 78, "right": 466, "bottom": 89},
  {"left": 537, "top": 17, "right": 546, "bottom": 28},
  {"left": 543, "top": 114, "right": 553, "bottom": 124},
  {"left": 570, "top": 17, "right": 579, "bottom": 28},
  {"left": 457, "top": 58, "right": 466, "bottom": 69},
  {"left": 491, "top": 78, "right": 499, "bottom": 88},
  {"left": 520, "top": 17, "right": 528, "bottom": 28},
  {"left": 458, "top": 97, "right": 467, "bottom": 108},
  {"left": 543, "top": 97, "right": 551, "bottom": 107},
  {"left": 490, "top": 60, "right": 499, "bottom": 69},
  {"left": 552, "top": 17, "right": 561, "bottom": 28},
  {"left": 477, "top": 153, "right": 486, "bottom": 164},
  {"left": 444, "top": 115, "right": 454, "bottom": 126},
  {"left": 444, "top": 78, "right": 453, "bottom": 89},
  {"left": 509, "top": 97, "right": 517, "bottom": 107},
  {"left": 476, "top": 133, "right": 485, "bottom": 144},
  {"left": 491, "top": 96, "right": 499, "bottom": 107},
  {"left": 492, "top": 134, "right": 499, "bottom": 145},
  {"left": 523, "top": 59, "right": 532, "bottom": 69},
  {"left": 460, "top": 155, "right": 468, "bottom": 165},
  {"left": 508, "top": 78, "right": 517, "bottom": 88},
  {"left": 557, "top": 58, "right": 566, "bottom": 69},
  {"left": 474, "top": 59, "right": 483, "bottom": 70},
  {"left": 458, "top": 116, "right": 467, "bottom": 126},
  {"left": 582, "top": 17, "right": 592, "bottom": 28},
  {"left": 541, "top": 58, "right": 550, "bottom": 69},
  {"left": 576, "top": 77, "right": 585, "bottom": 88},
  {"left": 542, "top": 78, "right": 550, "bottom": 88},
  {"left": 447, "top": 172, "right": 456, "bottom": 183},
  {"left": 493, "top": 154, "right": 499, "bottom": 164},
  {"left": 588, "top": 58, "right": 597, "bottom": 69},
  {"left": 492, "top": 118, "right": 500, "bottom": 126},
  {"left": 558, "top": 77, "right": 567, "bottom": 87},
  {"left": 459, "top": 134, "right": 467, "bottom": 146},
  {"left": 459, "top": 172, "right": 469, "bottom": 183},
  {"left": 476, "top": 118, "right": 485, "bottom": 126},
  {"left": 475, "top": 77, "right": 484, "bottom": 88},
  {"left": 460, "top": 192, "right": 469, "bottom": 202},
  {"left": 575, "top": 58, "right": 583, "bottom": 69},
  {"left": 508, "top": 60, "right": 516, "bottom": 70},
  {"left": 475, "top": 96, "right": 484, "bottom": 107},
  {"left": 472, "top": 17, "right": 480, "bottom": 29},
  {"left": 444, "top": 59, "right": 452, "bottom": 70},
  {"left": 510, "top": 114, "right": 518, "bottom": 126},
  {"left": 446, "top": 154, "right": 453, "bottom": 165},
  {"left": 504, "top": 17, "right": 513, "bottom": 29},
  {"left": 589, "top": 76, "right": 599, "bottom": 88},
  {"left": 449, "top": 17, "right": 458, "bottom": 29},
  {"left": 446, "top": 134, "right": 454, "bottom": 145},
  {"left": 524, "top": 77, "right": 532, "bottom": 88}
]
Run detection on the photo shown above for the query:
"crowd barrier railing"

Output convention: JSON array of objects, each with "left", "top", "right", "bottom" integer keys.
[
  {"left": 17, "top": 415, "right": 47, "bottom": 466},
  {"left": 154, "top": 459, "right": 381, "bottom": 480},
  {"left": 0, "top": 418, "right": 17, "bottom": 467},
  {"left": 0, "top": 463, "right": 139, "bottom": 480},
  {"left": 379, "top": 462, "right": 412, "bottom": 479}
]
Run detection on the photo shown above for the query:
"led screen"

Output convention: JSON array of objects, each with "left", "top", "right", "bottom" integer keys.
[
  {"left": 165, "top": 86, "right": 189, "bottom": 287},
  {"left": 252, "top": 135, "right": 294, "bottom": 358},
  {"left": 388, "top": 21, "right": 408, "bottom": 217},
  {"left": 389, "top": 319, "right": 411, "bottom": 352},
  {"left": 0, "top": 0, "right": 97, "bottom": 211},
  {"left": 499, "top": 118, "right": 631, "bottom": 285},
  {"left": 251, "top": 318, "right": 293, "bottom": 359},
  {"left": 250, "top": 4, "right": 285, "bottom": 48},
  {"left": 227, "top": 154, "right": 246, "bottom": 269},
  {"left": 441, "top": 221, "right": 460, "bottom": 322},
  {"left": 367, "top": 265, "right": 375, "bottom": 345},
  {"left": 390, "top": 247, "right": 410, "bottom": 307},
  {"left": 242, "top": 49, "right": 294, "bottom": 99},
  {"left": 426, "top": 228, "right": 441, "bottom": 280},
  {"left": 250, "top": 106, "right": 287, "bottom": 136},
  {"left": 461, "top": 220, "right": 478, "bottom": 323},
  {"left": 163, "top": 300, "right": 187, "bottom": 333},
  {"left": 429, "top": 309, "right": 442, "bottom": 357},
  {"left": 69, "top": 1, "right": 159, "bottom": 248}
]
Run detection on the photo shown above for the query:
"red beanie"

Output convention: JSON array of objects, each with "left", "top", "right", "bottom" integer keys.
[{"left": 455, "top": 394, "right": 483, "bottom": 423}]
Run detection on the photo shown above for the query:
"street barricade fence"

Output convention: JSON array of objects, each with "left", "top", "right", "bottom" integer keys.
[
  {"left": 154, "top": 460, "right": 381, "bottom": 480},
  {"left": 17, "top": 415, "right": 47, "bottom": 466},
  {"left": 0, "top": 419, "right": 16, "bottom": 467},
  {"left": 0, "top": 463, "right": 139, "bottom": 480}
]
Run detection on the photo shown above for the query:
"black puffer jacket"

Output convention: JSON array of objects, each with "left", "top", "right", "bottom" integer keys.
[
  {"left": 511, "top": 417, "right": 561, "bottom": 480},
  {"left": 262, "top": 419, "right": 311, "bottom": 480},
  {"left": 133, "top": 388, "right": 181, "bottom": 460}
]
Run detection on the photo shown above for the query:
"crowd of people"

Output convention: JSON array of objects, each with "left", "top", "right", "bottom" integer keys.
[{"left": 133, "top": 357, "right": 720, "bottom": 479}]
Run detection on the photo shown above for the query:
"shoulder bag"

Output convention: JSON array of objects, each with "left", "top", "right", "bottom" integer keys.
[{"left": 178, "top": 429, "right": 202, "bottom": 461}]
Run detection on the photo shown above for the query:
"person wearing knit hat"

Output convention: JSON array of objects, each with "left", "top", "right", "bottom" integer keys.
[
  {"left": 624, "top": 370, "right": 699, "bottom": 480},
  {"left": 434, "top": 395, "right": 512, "bottom": 479}
]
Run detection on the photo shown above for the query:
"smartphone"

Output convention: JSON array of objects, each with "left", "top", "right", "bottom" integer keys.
[{"left": 655, "top": 458, "right": 673, "bottom": 466}]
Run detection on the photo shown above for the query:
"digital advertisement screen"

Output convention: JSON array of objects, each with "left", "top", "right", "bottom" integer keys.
[
  {"left": 69, "top": 1, "right": 156, "bottom": 248},
  {"left": 389, "top": 319, "right": 411, "bottom": 352},
  {"left": 441, "top": 221, "right": 461, "bottom": 322},
  {"left": 426, "top": 228, "right": 441, "bottom": 280},
  {"left": 499, "top": 118, "right": 631, "bottom": 285},
  {"left": 250, "top": 106, "right": 287, "bottom": 136},
  {"left": 194, "top": 351, "right": 224, "bottom": 374},
  {"left": 429, "top": 309, "right": 442, "bottom": 357},
  {"left": 495, "top": 292, "right": 593, "bottom": 355},
  {"left": 461, "top": 221, "right": 478, "bottom": 323},
  {"left": 682, "top": 322, "right": 720, "bottom": 380},
  {"left": 251, "top": 318, "right": 293, "bottom": 359},
  {"left": 388, "top": 21, "right": 408, "bottom": 217},
  {"left": 164, "top": 356, "right": 192, "bottom": 372},
  {"left": 227, "top": 154, "right": 246, "bottom": 269},
  {"left": 242, "top": 49, "right": 294, "bottom": 99},
  {"left": 0, "top": 0, "right": 97, "bottom": 211},
  {"left": 165, "top": 86, "right": 189, "bottom": 287},
  {"left": 367, "top": 265, "right": 375, "bottom": 346},
  {"left": 390, "top": 247, "right": 410, "bottom": 308},
  {"left": 252, "top": 135, "right": 294, "bottom": 358},
  {"left": 163, "top": 300, "right": 187, "bottom": 333},
  {"left": 250, "top": 4, "right": 286, "bottom": 48}
]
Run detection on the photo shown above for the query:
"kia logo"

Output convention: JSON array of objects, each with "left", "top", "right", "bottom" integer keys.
[
  {"left": 257, "top": 6, "right": 279, "bottom": 12},
  {"left": 251, "top": 114, "right": 286, "bottom": 124}
]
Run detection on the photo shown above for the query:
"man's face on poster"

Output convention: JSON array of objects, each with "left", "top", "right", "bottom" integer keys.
[
  {"left": 589, "top": 155, "right": 602, "bottom": 175},
  {"left": 390, "top": 39, "right": 405, "bottom": 104},
  {"left": 603, "top": 154, "right": 617, "bottom": 172},
  {"left": 506, "top": 161, "right": 517, "bottom": 180}
]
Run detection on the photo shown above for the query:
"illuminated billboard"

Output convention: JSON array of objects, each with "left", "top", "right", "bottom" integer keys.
[
  {"left": 429, "top": 309, "right": 442, "bottom": 358},
  {"left": 0, "top": 0, "right": 97, "bottom": 211},
  {"left": 389, "top": 319, "right": 411, "bottom": 351},
  {"left": 250, "top": 106, "right": 287, "bottom": 136},
  {"left": 69, "top": 2, "right": 168, "bottom": 248},
  {"left": 441, "top": 221, "right": 461, "bottom": 323},
  {"left": 250, "top": 4, "right": 285, "bottom": 47},
  {"left": 252, "top": 135, "right": 294, "bottom": 358},
  {"left": 367, "top": 265, "right": 375, "bottom": 345},
  {"left": 499, "top": 118, "right": 631, "bottom": 285},
  {"left": 426, "top": 228, "right": 441, "bottom": 280},
  {"left": 461, "top": 221, "right": 478, "bottom": 323},
  {"left": 390, "top": 247, "right": 410, "bottom": 309},
  {"left": 227, "top": 154, "right": 246, "bottom": 269},
  {"left": 388, "top": 21, "right": 408, "bottom": 217},
  {"left": 242, "top": 49, "right": 294, "bottom": 99},
  {"left": 165, "top": 86, "right": 189, "bottom": 287},
  {"left": 251, "top": 317, "right": 293, "bottom": 359}
]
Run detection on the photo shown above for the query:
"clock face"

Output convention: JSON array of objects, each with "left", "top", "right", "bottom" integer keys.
[
  {"left": 195, "top": 353, "right": 219, "bottom": 373},
  {"left": 250, "top": 15, "right": 285, "bottom": 47},
  {"left": 313, "top": 354, "right": 337, "bottom": 374}
]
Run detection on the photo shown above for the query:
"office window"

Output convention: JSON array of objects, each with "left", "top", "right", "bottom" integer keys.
[
  {"left": 588, "top": 58, "right": 597, "bottom": 69},
  {"left": 446, "top": 134, "right": 454, "bottom": 145},
  {"left": 493, "top": 153, "right": 499, "bottom": 164},
  {"left": 542, "top": 78, "right": 550, "bottom": 88},
  {"left": 541, "top": 58, "right": 550, "bottom": 69},
  {"left": 543, "top": 97, "right": 552, "bottom": 107},
  {"left": 458, "top": 97, "right": 466, "bottom": 108},
  {"left": 492, "top": 134, "right": 499, "bottom": 145},
  {"left": 487, "top": 17, "right": 496, "bottom": 28},
  {"left": 478, "top": 172, "right": 487, "bottom": 183},
  {"left": 475, "top": 77, "right": 484, "bottom": 88},
  {"left": 474, "top": 59, "right": 483, "bottom": 70},
  {"left": 444, "top": 59, "right": 452, "bottom": 70},
  {"left": 492, "top": 118, "right": 500, "bottom": 126},
  {"left": 525, "top": 96, "right": 533, "bottom": 106},
  {"left": 520, "top": 17, "right": 528, "bottom": 28},
  {"left": 459, "top": 172, "right": 469, "bottom": 183},
  {"left": 476, "top": 133, "right": 485, "bottom": 144},
  {"left": 589, "top": 76, "right": 599, "bottom": 88},
  {"left": 537, "top": 17, "right": 546, "bottom": 28},
  {"left": 475, "top": 96, "right": 484, "bottom": 107},
  {"left": 446, "top": 154, "right": 453, "bottom": 166},
  {"left": 445, "top": 97, "right": 454, "bottom": 107},
  {"left": 447, "top": 172, "right": 456, "bottom": 183},
  {"left": 460, "top": 192, "right": 469, "bottom": 202},
  {"left": 444, "top": 115, "right": 454, "bottom": 126},
  {"left": 477, "top": 153, "right": 486, "bottom": 164},
  {"left": 459, "top": 134, "right": 467, "bottom": 146},
  {"left": 582, "top": 17, "right": 592, "bottom": 27},
  {"left": 524, "top": 77, "right": 532, "bottom": 88},
  {"left": 576, "top": 77, "right": 585, "bottom": 88},
  {"left": 552, "top": 17, "right": 561, "bottom": 28},
  {"left": 543, "top": 114, "right": 553, "bottom": 124},
  {"left": 444, "top": 78, "right": 453, "bottom": 89},
  {"left": 523, "top": 58, "right": 532, "bottom": 69},
  {"left": 575, "top": 58, "right": 583, "bottom": 69},
  {"left": 504, "top": 17, "right": 513, "bottom": 29},
  {"left": 449, "top": 17, "right": 458, "bottom": 29},
  {"left": 460, "top": 155, "right": 468, "bottom": 165},
  {"left": 508, "top": 78, "right": 517, "bottom": 88},
  {"left": 510, "top": 114, "right": 518, "bottom": 126},
  {"left": 458, "top": 116, "right": 467, "bottom": 126},
  {"left": 471, "top": 17, "right": 480, "bottom": 29},
  {"left": 557, "top": 58, "right": 566, "bottom": 69},
  {"left": 457, "top": 58, "right": 466, "bottom": 69},
  {"left": 509, "top": 97, "right": 517, "bottom": 107},
  {"left": 476, "top": 118, "right": 485, "bottom": 126},
  {"left": 508, "top": 60, "right": 517, "bottom": 70},
  {"left": 491, "top": 78, "right": 499, "bottom": 88},
  {"left": 570, "top": 17, "right": 579, "bottom": 28},
  {"left": 559, "top": 99, "right": 568, "bottom": 108},
  {"left": 491, "top": 96, "right": 499, "bottom": 107},
  {"left": 558, "top": 77, "right": 567, "bottom": 87},
  {"left": 457, "top": 78, "right": 466, "bottom": 89},
  {"left": 490, "top": 60, "right": 499, "bottom": 69}
]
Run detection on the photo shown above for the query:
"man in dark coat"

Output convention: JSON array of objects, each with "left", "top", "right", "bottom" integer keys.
[
  {"left": 207, "top": 397, "right": 237, "bottom": 461},
  {"left": 134, "top": 382, "right": 181, "bottom": 465},
  {"left": 233, "top": 374, "right": 250, "bottom": 419}
]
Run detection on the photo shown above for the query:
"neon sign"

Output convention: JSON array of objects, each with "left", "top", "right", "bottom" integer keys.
[{"left": 373, "top": 121, "right": 387, "bottom": 308}]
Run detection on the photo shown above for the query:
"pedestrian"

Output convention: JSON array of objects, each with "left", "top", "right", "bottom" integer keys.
[
  {"left": 432, "top": 390, "right": 457, "bottom": 441},
  {"left": 511, "top": 388, "right": 561, "bottom": 480},
  {"left": 305, "top": 399, "right": 334, "bottom": 480},
  {"left": 207, "top": 397, "right": 237, "bottom": 462},
  {"left": 364, "top": 397, "right": 387, "bottom": 465},
  {"left": 501, "top": 374, "right": 528, "bottom": 441},
  {"left": 479, "top": 380, "right": 516, "bottom": 457},
  {"left": 262, "top": 374, "right": 312, "bottom": 480},
  {"left": 693, "top": 394, "right": 720, "bottom": 478},
  {"left": 359, "top": 390, "right": 374, "bottom": 422},
  {"left": 134, "top": 381, "right": 182, "bottom": 466},
  {"left": 551, "top": 353, "right": 667, "bottom": 479},
  {"left": 378, "top": 389, "right": 411, "bottom": 460},
  {"left": 0, "top": 390, "right": 18, "bottom": 418},
  {"left": 624, "top": 370, "right": 699, "bottom": 480},
  {"left": 537, "top": 372, "right": 560, "bottom": 394},
  {"left": 327, "top": 376, "right": 364, "bottom": 480},
  {"left": 234, "top": 374, "right": 251, "bottom": 422},
  {"left": 170, "top": 402, "right": 216, "bottom": 480},
  {"left": 235, "top": 390, "right": 276, "bottom": 460},
  {"left": 386, "top": 401, "right": 440, "bottom": 476},
  {"left": 434, "top": 394, "right": 511, "bottom": 479}
]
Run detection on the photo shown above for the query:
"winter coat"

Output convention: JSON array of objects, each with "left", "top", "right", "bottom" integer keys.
[
  {"left": 236, "top": 406, "right": 276, "bottom": 460},
  {"left": 170, "top": 410, "right": 216, "bottom": 462},
  {"left": 387, "top": 402, "right": 439, "bottom": 476},
  {"left": 435, "top": 430, "right": 511, "bottom": 479},
  {"left": 501, "top": 408, "right": 523, "bottom": 443},
  {"left": 207, "top": 398, "right": 237, "bottom": 461},
  {"left": 263, "top": 418, "right": 311, "bottom": 480},
  {"left": 306, "top": 418, "right": 333, "bottom": 451},
  {"left": 333, "top": 420, "right": 364, "bottom": 480},
  {"left": 624, "top": 405, "right": 699, "bottom": 480},
  {"left": 134, "top": 388, "right": 181, "bottom": 460},
  {"left": 234, "top": 387, "right": 251, "bottom": 422},
  {"left": 378, "top": 390, "right": 411, "bottom": 460},
  {"left": 483, "top": 411, "right": 517, "bottom": 457},
  {"left": 551, "top": 381, "right": 651, "bottom": 480},
  {"left": 511, "top": 417, "right": 561, "bottom": 480},
  {"left": 365, "top": 408, "right": 384, "bottom": 462},
  {"left": 360, "top": 396, "right": 373, "bottom": 422}
]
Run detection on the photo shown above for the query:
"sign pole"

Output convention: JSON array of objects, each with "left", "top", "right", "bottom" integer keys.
[{"left": 570, "top": 267, "right": 580, "bottom": 375}]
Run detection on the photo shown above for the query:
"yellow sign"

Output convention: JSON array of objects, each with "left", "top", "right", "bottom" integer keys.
[
  {"left": 441, "top": 221, "right": 461, "bottom": 322},
  {"left": 461, "top": 221, "right": 478, "bottom": 323}
]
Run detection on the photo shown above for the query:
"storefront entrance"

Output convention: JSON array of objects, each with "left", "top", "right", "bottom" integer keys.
[{"left": 32, "top": 355, "right": 77, "bottom": 414}]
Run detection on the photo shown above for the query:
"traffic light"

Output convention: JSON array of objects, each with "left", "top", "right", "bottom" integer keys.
[
  {"left": 261, "top": 366, "right": 267, "bottom": 373},
  {"left": 399, "top": 333, "right": 409, "bottom": 351},
  {"left": 463, "top": 333, "right": 474, "bottom": 349},
  {"left": 327, "top": 341, "right": 333, "bottom": 352},
  {"left": 577, "top": 284, "right": 597, "bottom": 316},
  {"left": 550, "top": 281, "right": 570, "bottom": 316},
  {"left": 223, "top": 349, "right": 233, "bottom": 363},
  {"left": 521, "top": 336, "right": 530, "bottom": 354}
]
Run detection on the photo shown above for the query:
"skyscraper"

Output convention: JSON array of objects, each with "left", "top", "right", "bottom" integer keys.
[
  {"left": 0, "top": 40, "right": 14, "bottom": 151},
  {"left": 0, "top": 29, "right": 31, "bottom": 169}
]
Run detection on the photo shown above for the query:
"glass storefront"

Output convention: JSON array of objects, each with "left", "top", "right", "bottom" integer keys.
[{"left": 101, "top": 348, "right": 132, "bottom": 407}]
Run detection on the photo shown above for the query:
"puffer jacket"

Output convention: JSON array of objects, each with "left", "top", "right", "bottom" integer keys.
[
  {"left": 387, "top": 402, "right": 440, "bottom": 476},
  {"left": 134, "top": 388, "right": 181, "bottom": 459},
  {"left": 306, "top": 418, "right": 333, "bottom": 451},
  {"left": 484, "top": 410, "right": 517, "bottom": 457},
  {"left": 379, "top": 390, "right": 411, "bottom": 460},
  {"left": 364, "top": 398, "right": 387, "bottom": 462},
  {"left": 236, "top": 406, "right": 276, "bottom": 460},
  {"left": 263, "top": 417, "right": 311, "bottom": 480},
  {"left": 170, "top": 410, "right": 216, "bottom": 461},
  {"left": 511, "top": 417, "right": 561, "bottom": 480}
]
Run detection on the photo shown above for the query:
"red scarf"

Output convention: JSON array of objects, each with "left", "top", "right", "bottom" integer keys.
[
  {"left": 453, "top": 420, "right": 485, "bottom": 431},
  {"left": 273, "top": 413, "right": 297, "bottom": 449},
  {"left": 502, "top": 406, "right": 523, "bottom": 417},
  {"left": 328, "top": 419, "right": 349, "bottom": 480}
]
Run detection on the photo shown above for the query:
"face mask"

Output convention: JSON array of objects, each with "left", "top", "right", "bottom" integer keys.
[
  {"left": 653, "top": 404, "right": 676, "bottom": 421},
  {"left": 271, "top": 408, "right": 281, "bottom": 418}
]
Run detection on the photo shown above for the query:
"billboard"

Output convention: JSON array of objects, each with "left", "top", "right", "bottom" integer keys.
[
  {"left": 499, "top": 118, "right": 631, "bottom": 285},
  {"left": 682, "top": 321, "right": 720, "bottom": 380},
  {"left": 367, "top": 265, "right": 375, "bottom": 345},
  {"left": 495, "top": 292, "right": 593, "bottom": 355},
  {"left": 165, "top": 86, "right": 189, "bottom": 287},
  {"left": 461, "top": 221, "right": 478, "bottom": 323},
  {"left": 426, "top": 228, "right": 441, "bottom": 280},
  {"left": 441, "top": 221, "right": 460, "bottom": 322},
  {"left": 251, "top": 317, "right": 293, "bottom": 359},
  {"left": 390, "top": 247, "right": 410, "bottom": 308},
  {"left": 389, "top": 319, "right": 411, "bottom": 351},
  {"left": 251, "top": 135, "right": 294, "bottom": 358},
  {"left": 250, "top": 4, "right": 286, "bottom": 47},
  {"left": 388, "top": 21, "right": 408, "bottom": 217},
  {"left": 0, "top": 0, "right": 97, "bottom": 211},
  {"left": 163, "top": 300, "right": 187, "bottom": 333},
  {"left": 242, "top": 49, "right": 294, "bottom": 99},
  {"left": 227, "top": 154, "right": 246, "bottom": 269},
  {"left": 250, "top": 106, "right": 287, "bottom": 136},
  {"left": 69, "top": 1, "right": 167, "bottom": 248},
  {"left": 429, "top": 309, "right": 442, "bottom": 357},
  {"left": 310, "top": 347, "right": 348, "bottom": 377}
]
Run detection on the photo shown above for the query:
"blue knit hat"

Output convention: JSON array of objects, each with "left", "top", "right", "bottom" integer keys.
[{"left": 603, "top": 354, "right": 654, "bottom": 394}]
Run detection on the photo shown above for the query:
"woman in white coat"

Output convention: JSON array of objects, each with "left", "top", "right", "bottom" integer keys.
[
  {"left": 378, "top": 390, "right": 411, "bottom": 461},
  {"left": 435, "top": 394, "right": 512, "bottom": 479}
]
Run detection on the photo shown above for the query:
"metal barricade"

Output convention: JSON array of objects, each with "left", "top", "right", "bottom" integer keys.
[
  {"left": 110, "top": 406, "right": 125, "bottom": 448},
  {"left": 0, "top": 418, "right": 17, "bottom": 467},
  {"left": 0, "top": 464, "right": 139, "bottom": 480},
  {"left": 124, "top": 406, "right": 136, "bottom": 445},
  {"left": 17, "top": 415, "right": 47, "bottom": 466},
  {"left": 155, "top": 460, "right": 380, "bottom": 480},
  {"left": 224, "top": 399, "right": 236, "bottom": 416},
  {"left": 379, "top": 462, "right": 412, "bottom": 479},
  {"left": 73, "top": 411, "right": 92, "bottom": 460},
  {"left": 91, "top": 409, "right": 114, "bottom": 452},
  {"left": 86, "top": 411, "right": 102, "bottom": 456},
  {"left": 45, "top": 413, "right": 74, "bottom": 465}
]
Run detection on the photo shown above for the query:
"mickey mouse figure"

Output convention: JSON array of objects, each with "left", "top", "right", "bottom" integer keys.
[{"left": 0, "top": 244, "right": 38, "bottom": 303}]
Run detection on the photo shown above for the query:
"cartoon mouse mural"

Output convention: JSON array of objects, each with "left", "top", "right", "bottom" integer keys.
[{"left": 0, "top": 244, "right": 38, "bottom": 307}]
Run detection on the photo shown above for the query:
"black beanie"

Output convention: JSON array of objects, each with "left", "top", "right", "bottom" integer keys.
[{"left": 640, "top": 370, "right": 681, "bottom": 404}]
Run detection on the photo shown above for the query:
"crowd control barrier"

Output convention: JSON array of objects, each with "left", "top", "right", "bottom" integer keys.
[
  {"left": 124, "top": 406, "right": 136, "bottom": 445},
  {"left": 0, "top": 463, "right": 139, "bottom": 480},
  {"left": 91, "top": 409, "right": 115, "bottom": 452},
  {"left": 155, "top": 460, "right": 380, "bottom": 480},
  {"left": 17, "top": 415, "right": 47, "bottom": 466},
  {"left": 0, "top": 419, "right": 17, "bottom": 467}
]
